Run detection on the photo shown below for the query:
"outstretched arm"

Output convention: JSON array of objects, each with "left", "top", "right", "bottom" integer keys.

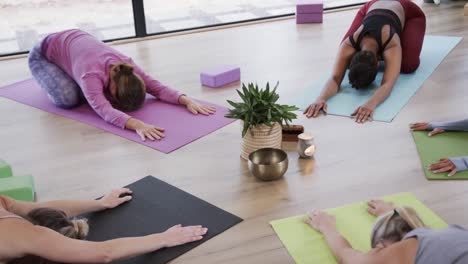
[
  {"left": 321, "top": 43, "right": 357, "bottom": 100},
  {"left": 9, "top": 220, "right": 207, "bottom": 263},
  {"left": 304, "top": 210, "right": 413, "bottom": 264},
  {"left": 429, "top": 119, "right": 468, "bottom": 131},
  {"left": 130, "top": 61, "right": 182, "bottom": 105},
  {"left": 1, "top": 188, "right": 132, "bottom": 218},
  {"left": 130, "top": 59, "right": 216, "bottom": 116},
  {"left": 410, "top": 119, "right": 468, "bottom": 137},
  {"left": 352, "top": 45, "right": 401, "bottom": 123},
  {"left": 304, "top": 43, "right": 356, "bottom": 118},
  {"left": 428, "top": 157, "right": 468, "bottom": 177},
  {"left": 370, "top": 46, "right": 401, "bottom": 106}
]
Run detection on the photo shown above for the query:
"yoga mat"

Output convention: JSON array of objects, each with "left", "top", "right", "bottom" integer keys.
[
  {"left": 412, "top": 131, "right": 468, "bottom": 180},
  {"left": 270, "top": 192, "right": 447, "bottom": 264},
  {"left": 0, "top": 79, "right": 235, "bottom": 153},
  {"left": 86, "top": 176, "right": 243, "bottom": 264},
  {"left": 293, "top": 35, "right": 462, "bottom": 122}
]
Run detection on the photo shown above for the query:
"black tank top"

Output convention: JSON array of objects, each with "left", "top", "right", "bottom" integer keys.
[{"left": 349, "top": 9, "right": 403, "bottom": 56}]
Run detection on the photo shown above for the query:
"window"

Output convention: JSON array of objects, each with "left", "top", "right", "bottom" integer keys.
[
  {"left": 144, "top": 0, "right": 297, "bottom": 34},
  {"left": 0, "top": 0, "right": 135, "bottom": 56},
  {"left": 0, "top": 0, "right": 366, "bottom": 56}
]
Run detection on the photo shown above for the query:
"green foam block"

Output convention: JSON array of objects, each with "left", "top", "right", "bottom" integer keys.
[
  {"left": 0, "top": 160, "right": 12, "bottom": 178},
  {"left": 412, "top": 131, "right": 468, "bottom": 180},
  {"left": 270, "top": 193, "right": 447, "bottom": 264},
  {"left": 0, "top": 175, "right": 35, "bottom": 201}
]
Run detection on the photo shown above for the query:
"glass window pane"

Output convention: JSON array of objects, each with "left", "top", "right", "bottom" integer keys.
[
  {"left": 144, "top": 0, "right": 367, "bottom": 34},
  {"left": 0, "top": 0, "right": 135, "bottom": 56}
]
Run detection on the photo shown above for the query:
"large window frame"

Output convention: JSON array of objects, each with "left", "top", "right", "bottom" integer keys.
[{"left": 0, "top": 0, "right": 365, "bottom": 58}]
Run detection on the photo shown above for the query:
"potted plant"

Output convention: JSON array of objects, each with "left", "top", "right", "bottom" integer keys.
[{"left": 225, "top": 82, "right": 299, "bottom": 160}]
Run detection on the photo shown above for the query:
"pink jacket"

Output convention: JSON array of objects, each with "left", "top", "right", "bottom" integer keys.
[{"left": 43, "top": 29, "right": 182, "bottom": 128}]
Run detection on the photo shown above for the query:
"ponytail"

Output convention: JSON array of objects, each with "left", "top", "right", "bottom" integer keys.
[
  {"left": 108, "top": 62, "right": 146, "bottom": 112},
  {"left": 26, "top": 208, "right": 89, "bottom": 239},
  {"left": 10, "top": 208, "right": 89, "bottom": 264}
]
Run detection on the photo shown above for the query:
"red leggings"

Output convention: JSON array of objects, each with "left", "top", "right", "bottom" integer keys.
[{"left": 342, "top": 0, "right": 426, "bottom": 73}]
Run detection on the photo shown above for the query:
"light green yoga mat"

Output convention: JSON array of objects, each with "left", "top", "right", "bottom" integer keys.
[
  {"left": 412, "top": 131, "right": 468, "bottom": 180},
  {"left": 292, "top": 35, "right": 462, "bottom": 122},
  {"left": 270, "top": 193, "right": 447, "bottom": 264}
]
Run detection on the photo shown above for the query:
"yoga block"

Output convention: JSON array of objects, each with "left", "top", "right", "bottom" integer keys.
[
  {"left": 0, "top": 175, "right": 35, "bottom": 201},
  {"left": 0, "top": 160, "right": 12, "bottom": 178},
  {"left": 296, "top": 0, "right": 324, "bottom": 14},
  {"left": 200, "top": 65, "right": 240, "bottom": 88},
  {"left": 296, "top": 13, "right": 323, "bottom": 24}
]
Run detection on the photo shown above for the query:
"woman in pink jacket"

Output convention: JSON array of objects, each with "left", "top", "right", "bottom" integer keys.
[{"left": 28, "top": 29, "right": 215, "bottom": 141}]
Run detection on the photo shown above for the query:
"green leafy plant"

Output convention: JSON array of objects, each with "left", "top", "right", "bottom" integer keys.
[{"left": 225, "top": 82, "right": 299, "bottom": 137}]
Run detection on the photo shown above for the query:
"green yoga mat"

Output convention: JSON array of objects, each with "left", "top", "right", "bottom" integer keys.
[
  {"left": 412, "top": 131, "right": 468, "bottom": 180},
  {"left": 270, "top": 193, "right": 447, "bottom": 264},
  {"left": 292, "top": 35, "right": 462, "bottom": 122}
]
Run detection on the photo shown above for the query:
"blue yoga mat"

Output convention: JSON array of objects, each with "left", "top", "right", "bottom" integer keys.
[{"left": 292, "top": 35, "right": 462, "bottom": 122}]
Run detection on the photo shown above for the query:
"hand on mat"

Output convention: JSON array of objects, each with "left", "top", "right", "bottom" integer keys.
[
  {"left": 100, "top": 188, "right": 133, "bottom": 209},
  {"left": 304, "top": 210, "right": 336, "bottom": 233},
  {"left": 429, "top": 158, "right": 458, "bottom": 177},
  {"left": 162, "top": 224, "right": 208, "bottom": 247},
  {"left": 304, "top": 99, "right": 327, "bottom": 118},
  {"left": 179, "top": 95, "right": 216, "bottom": 116},
  {"left": 367, "top": 200, "right": 395, "bottom": 217},
  {"left": 186, "top": 102, "right": 216, "bottom": 116},
  {"left": 410, "top": 122, "right": 445, "bottom": 137},
  {"left": 351, "top": 104, "right": 375, "bottom": 123},
  {"left": 136, "top": 123, "right": 165, "bottom": 141}
]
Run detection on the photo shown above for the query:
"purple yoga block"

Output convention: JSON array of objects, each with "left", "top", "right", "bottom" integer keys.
[
  {"left": 200, "top": 65, "right": 241, "bottom": 88},
  {"left": 296, "top": 13, "right": 323, "bottom": 24},
  {"left": 296, "top": 0, "right": 323, "bottom": 14}
]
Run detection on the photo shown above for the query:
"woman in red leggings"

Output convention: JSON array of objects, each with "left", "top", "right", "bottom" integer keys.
[{"left": 304, "top": 0, "right": 426, "bottom": 123}]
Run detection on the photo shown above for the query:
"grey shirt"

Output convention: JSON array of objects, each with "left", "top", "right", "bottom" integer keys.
[
  {"left": 403, "top": 225, "right": 468, "bottom": 264},
  {"left": 429, "top": 119, "right": 468, "bottom": 172}
]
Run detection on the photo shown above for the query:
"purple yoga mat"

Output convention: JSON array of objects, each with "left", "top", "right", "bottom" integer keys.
[{"left": 0, "top": 79, "right": 235, "bottom": 153}]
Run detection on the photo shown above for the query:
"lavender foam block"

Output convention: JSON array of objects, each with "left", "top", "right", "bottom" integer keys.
[
  {"left": 296, "top": 13, "right": 323, "bottom": 24},
  {"left": 200, "top": 65, "right": 241, "bottom": 88},
  {"left": 296, "top": 0, "right": 323, "bottom": 14}
]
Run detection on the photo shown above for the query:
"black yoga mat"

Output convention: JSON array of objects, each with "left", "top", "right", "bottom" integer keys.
[{"left": 85, "top": 176, "right": 243, "bottom": 264}]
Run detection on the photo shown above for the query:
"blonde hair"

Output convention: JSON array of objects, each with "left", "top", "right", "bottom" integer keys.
[
  {"left": 26, "top": 208, "right": 89, "bottom": 239},
  {"left": 371, "top": 206, "right": 426, "bottom": 248},
  {"left": 10, "top": 208, "right": 90, "bottom": 264},
  {"left": 64, "top": 218, "right": 89, "bottom": 239}
]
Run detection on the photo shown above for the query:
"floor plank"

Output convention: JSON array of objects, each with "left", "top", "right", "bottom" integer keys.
[{"left": 0, "top": 1, "right": 467, "bottom": 263}]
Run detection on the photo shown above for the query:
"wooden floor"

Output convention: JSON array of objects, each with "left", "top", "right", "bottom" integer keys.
[{"left": 0, "top": 1, "right": 467, "bottom": 263}]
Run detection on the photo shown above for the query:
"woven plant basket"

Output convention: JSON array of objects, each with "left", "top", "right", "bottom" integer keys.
[{"left": 240, "top": 122, "right": 282, "bottom": 160}]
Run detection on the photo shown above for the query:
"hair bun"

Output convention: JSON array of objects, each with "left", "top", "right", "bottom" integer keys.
[
  {"left": 119, "top": 63, "right": 134, "bottom": 75},
  {"left": 72, "top": 219, "right": 89, "bottom": 239}
]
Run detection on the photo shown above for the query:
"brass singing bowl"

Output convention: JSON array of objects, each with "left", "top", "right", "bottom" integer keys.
[{"left": 248, "top": 148, "right": 288, "bottom": 181}]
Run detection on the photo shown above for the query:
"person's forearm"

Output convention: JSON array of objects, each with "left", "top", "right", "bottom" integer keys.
[
  {"left": 449, "top": 156, "right": 468, "bottom": 171},
  {"left": 125, "top": 117, "right": 144, "bottom": 131},
  {"left": 429, "top": 119, "right": 468, "bottom": 131},
  {"left": 178, "top": 95, "right": 191, "bottom": 106},
  {"left": 318, "top": 78, "right": 340, "bottom": 101},
  {"left": 37, "top": 199, "right": 106, "bottom": 217},
  {"left": 97, "top": 233, "right": 167, "bottom": 262},
  {"left": 367, "top": 84, "right": 393, "bottom": 108},
  {"left": 29, "top": 224, "right": 168, "bottom": 264},
  {"left": 322, "top": 228, "right": 364, "bottom": 264}
]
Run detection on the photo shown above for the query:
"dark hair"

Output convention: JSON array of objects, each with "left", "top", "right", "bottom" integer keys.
[
  {"left": 9, "top": 208, "right": 89, "bottom": 264},
  {"left": 107, "top": 63, "right": 146, "bottom": 112},
  {"left": 348, "top": 51, "right": 378, "bottom": 89}
]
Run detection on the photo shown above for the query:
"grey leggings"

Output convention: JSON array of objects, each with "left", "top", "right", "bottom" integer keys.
[{"left": 28, "top": 42, "right": 84, "bottom": 108}]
